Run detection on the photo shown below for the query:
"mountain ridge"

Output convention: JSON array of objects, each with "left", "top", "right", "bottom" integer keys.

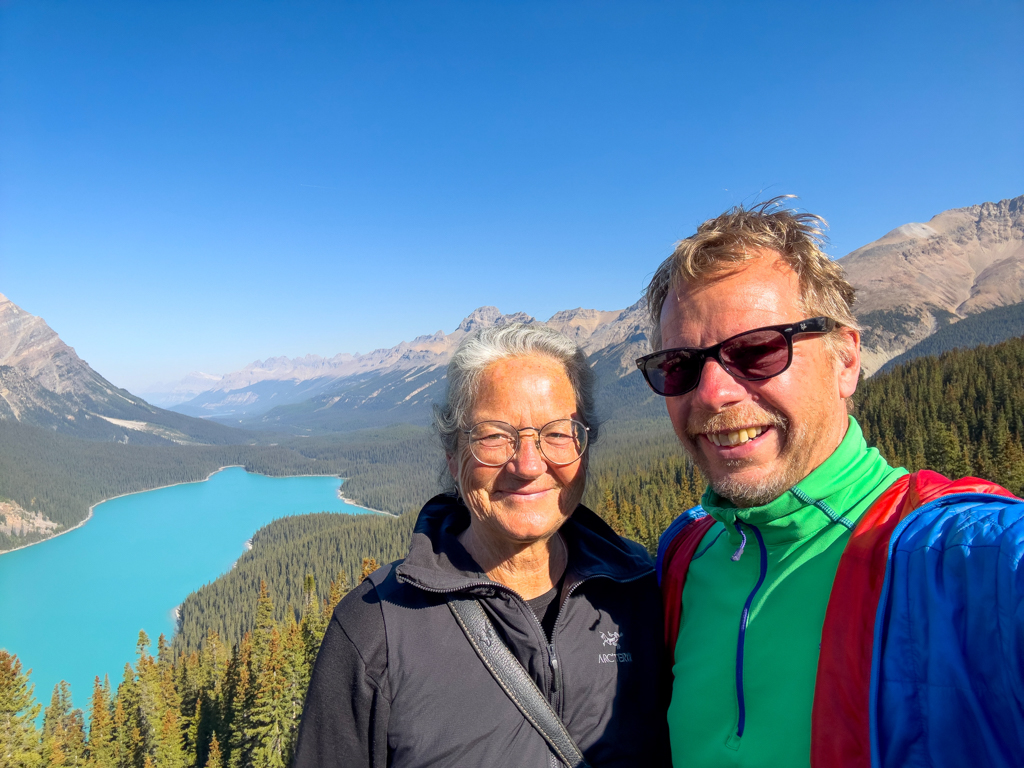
[
  {"left": 0, "top": 293, "right": 252, "bottom": 446},
  {"left": 841, "top": 194, "right": 1024, "bottom": 374},
  {"left": 153, "top": 193, "right": 1024, "bottom": 428},
  {"left": 167, "top": 301, "right": 650, "bottom": 422}
]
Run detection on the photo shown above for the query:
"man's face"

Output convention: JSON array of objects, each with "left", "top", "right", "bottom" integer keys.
[{"left": 659, "top": 250, "right": 860, "bottom": 507}]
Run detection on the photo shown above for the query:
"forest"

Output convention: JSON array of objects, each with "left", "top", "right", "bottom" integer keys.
[
  {"left": 5, "top": 335, "right": 1024, "bottom": 767},
  {"left": 879, "top": 301, "right": 1024, "bottom": 374},
  {"left": 1, "top": 574, "right": 358, "bottom": 768}
]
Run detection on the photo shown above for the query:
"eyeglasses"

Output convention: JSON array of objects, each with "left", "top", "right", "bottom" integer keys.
[
  {"left": 635, "top": 317, "right": 836, "bottom": 397},
  {"left": 463, "top": 419, "right": 590, "bottom": 467}
]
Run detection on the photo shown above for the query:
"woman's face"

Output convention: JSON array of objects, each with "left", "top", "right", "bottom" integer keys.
[{"left": 449, "top": 355, "right": 587, "bottom": 547}]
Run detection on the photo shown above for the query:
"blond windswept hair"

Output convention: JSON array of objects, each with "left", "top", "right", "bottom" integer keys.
[{"left": 644, "top": 196, "right": 859, "bottom": 360}]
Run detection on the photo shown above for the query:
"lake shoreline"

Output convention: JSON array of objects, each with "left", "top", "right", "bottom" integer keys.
[
  {"left": 1, "top": 464, "right": 380, "bottom": 714},
  {"left": 336, "top": 488, "right": 397, "bottom": 517},
  {"left": 0, "top": 466, "right": 395, "bottom": 557}
]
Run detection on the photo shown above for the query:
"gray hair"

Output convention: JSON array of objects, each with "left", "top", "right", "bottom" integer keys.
[{"left": 433, "top": 323, "right": 598, "bottom": 494}]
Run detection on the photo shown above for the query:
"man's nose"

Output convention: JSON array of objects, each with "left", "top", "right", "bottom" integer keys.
[{"left": 690, "top": 357, "right": 749, "bottom": 410}]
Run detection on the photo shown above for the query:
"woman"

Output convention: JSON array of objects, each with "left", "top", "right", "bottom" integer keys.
[{"left": 294, "top": 324, "right": 669, "bottom": 768}]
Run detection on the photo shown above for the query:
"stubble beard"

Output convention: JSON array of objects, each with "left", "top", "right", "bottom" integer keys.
[{"left": 680, "top": 405, "right": 817, "bottom": 508}]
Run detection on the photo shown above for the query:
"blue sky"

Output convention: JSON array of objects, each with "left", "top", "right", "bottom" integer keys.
[{"left": 1, "top": 0, "right": 1021, "bottom": 393}]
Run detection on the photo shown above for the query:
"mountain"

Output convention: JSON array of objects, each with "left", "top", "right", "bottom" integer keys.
[
  {"left": 842, "top": 194, "right": 1024, "bottom": 374},
  {"left": 171, "top": 301, "right": 654, "bottom": 429},
  {"left": 0, "top": 293, "right": 250, "bottom": 445},
  {"left": 162, "top": 193, "right": 1024, "bottom": 432}
]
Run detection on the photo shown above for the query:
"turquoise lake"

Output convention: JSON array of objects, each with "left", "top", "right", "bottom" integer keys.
[{"left": 0, "top": 467, "right": 369, "bottom": 713}]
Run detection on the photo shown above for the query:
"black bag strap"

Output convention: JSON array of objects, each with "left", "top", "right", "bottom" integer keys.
[{"left": 447, "top": 596, "right": 591, "bottom": 768}]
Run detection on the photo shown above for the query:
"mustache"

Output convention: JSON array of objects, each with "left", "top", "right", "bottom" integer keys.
[{"left": 686, "top": 405, "right": 788, "bottom": 437}]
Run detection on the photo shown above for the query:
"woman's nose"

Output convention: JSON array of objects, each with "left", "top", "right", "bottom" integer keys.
[{"left": 506, "top": 433, "right": 547, "bottom": 476}]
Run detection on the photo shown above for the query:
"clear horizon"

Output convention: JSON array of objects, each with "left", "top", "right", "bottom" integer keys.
[{"left": 2, "top": 1, "right": 1021, "bottom": 392}]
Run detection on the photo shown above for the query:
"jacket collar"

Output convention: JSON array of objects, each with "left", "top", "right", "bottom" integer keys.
[{"left": 395, "top": 493, "right": 654, "bottom": 596}]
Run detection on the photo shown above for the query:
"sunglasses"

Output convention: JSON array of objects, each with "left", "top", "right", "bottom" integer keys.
[{"left": 636, "top": 317, "right": 836, "bottom": 397}]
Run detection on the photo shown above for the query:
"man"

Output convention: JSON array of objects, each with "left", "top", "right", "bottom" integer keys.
[{"left": 638, "top": 198, "right": 1024, "bottom": 768}]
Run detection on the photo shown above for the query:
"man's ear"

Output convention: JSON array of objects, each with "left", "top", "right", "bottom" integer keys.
[{"left": 836, "top": 327, "right": 861, "bottom": 399}]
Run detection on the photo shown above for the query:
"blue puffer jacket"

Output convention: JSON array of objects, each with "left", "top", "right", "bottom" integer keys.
[{"left": 867, "top": 487, "right": 1024, "bottom": 767}]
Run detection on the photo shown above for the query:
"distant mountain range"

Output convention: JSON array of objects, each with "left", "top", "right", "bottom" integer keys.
[
  {"left": 878, "top": 301, "right": 1024, "bottom": 375},
  {"left": 155, "top": 303, "right": 652, "bottom": 432},
  {"left": 2, "top": 193, "right": 1021, "bottom": 442},
  {"left": 142, "top": 193, "right": 1023, "bottom": 433}
]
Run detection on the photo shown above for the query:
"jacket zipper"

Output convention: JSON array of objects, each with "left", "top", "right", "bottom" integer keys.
[
  {"left": 549, "top": 644, "right": 560, "bottom": 693},
  {"left": 547, "top": 569, "right": 652, "bottom": 712},
  {"left": 732, "top": 522, "right": 768, "bottom": 744}
]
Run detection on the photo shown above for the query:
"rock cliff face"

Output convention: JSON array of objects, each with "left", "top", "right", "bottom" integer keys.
[
  {"left": 0, "top": 294, "right": 245, "bottom": 445},
  {"left": 842, "top": 195, "right": 1024, "bottom": 374},
  {"left": 0, "top": 293, "right": 140, "bottom": 424},
  {"left": 0, "top": 293, "right": 103, "bottom": 400}
]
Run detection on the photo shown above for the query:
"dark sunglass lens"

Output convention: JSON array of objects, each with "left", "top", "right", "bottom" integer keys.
[
  {"left": 720, "top": 330, "right": 789, "bottom": 379},
  {"left": 646, "top": 350, "right": 700, "bottom": 395}
]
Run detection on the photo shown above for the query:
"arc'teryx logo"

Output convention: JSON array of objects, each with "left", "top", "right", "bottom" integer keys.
[
  {"left": 600, "top": 631, "right": 622, "bottom": 648},
  {"left": 598, "top": 630, "right": 632, "bottom": 664}
]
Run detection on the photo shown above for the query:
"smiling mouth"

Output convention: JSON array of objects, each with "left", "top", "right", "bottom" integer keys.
[{"left": 705, "top": 425, "right": 768, "bottom": 447}]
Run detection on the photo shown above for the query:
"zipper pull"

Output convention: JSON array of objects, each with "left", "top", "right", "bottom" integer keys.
[
  {"left": 549, "top": 644, "right": 559, "bottom": 692},
  {"left": 731, "top": 522, "right": 748, "bottom": 561}
]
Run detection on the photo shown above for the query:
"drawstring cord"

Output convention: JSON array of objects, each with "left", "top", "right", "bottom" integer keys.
[{"left": 731, "top": 522, "right": 747, "bottom": 561}]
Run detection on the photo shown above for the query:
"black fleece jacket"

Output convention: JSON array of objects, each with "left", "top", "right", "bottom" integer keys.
[{"left": 293, "top": 494, "right": 671, "bottom": 768}]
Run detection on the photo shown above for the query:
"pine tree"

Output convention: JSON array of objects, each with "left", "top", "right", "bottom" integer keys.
[
  {"left": 326, "top": 571, "right": 349, "bottom": 614},
  {"left": 246, "top": 629, "right": 289, "bottom": 768},
  {"left": 997, "top": 433, "right": 1024, "bottom": 496},
  {"left": 250, "top": 582, "right": 276, "bottom": 673},
  {"left": 41, "top": 681, "right": 86, "bottom": 767},
  {"left": 132, "top": 632, "right": 160, "bottom": 766},
  {"left": 153, "top": 640, "right": 184, "bottom": 768},
  {"left": 359, "top": 558, "right": 379, "bottom": 583},
  {"left": 177, "top": 652, "right": 201, "bottom": 768},
  {"left": 0, "top": 650, "right": 42, "bottom": 768},
  {"left": 300, "top": 577, "right": 328, "bottom": 673},
  {"left": 300, "top": 575, "right": 317, "bottom": 619},
  {"left": 281, "top": 614, "right": 307, "bottom": 758},
  {"left": 111, "top": 664, "right": 140, "bottom": 768},
  {"left": 85, "top": 676, "right": 115, "bottom": 768},
  {"left": 204, "top": 735, "right": 223, "bottom": 768},
  {"left": 224, "top": 637, "right": 252, "bottom": 768}
]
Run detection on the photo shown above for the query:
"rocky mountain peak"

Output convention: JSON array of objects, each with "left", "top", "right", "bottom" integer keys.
[
  {"left": 0, "top": 294, "right": 238, "bottom": 446},
  {"left": 841, "top": 193, "right": 1024, "bottom": 374},
  {"left": 455, "top": 306, "right": 537, "bottom": 334},
  {"left": 456, "top": 306, "right": 501, "bottom": 332},
  {"left": 0, "top": 293, "right": 93, "bottom": 395}
]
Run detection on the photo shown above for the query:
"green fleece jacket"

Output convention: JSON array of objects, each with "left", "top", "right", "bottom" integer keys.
[{"left": 668, "top": 417, "right": 906, "bottom": 767}]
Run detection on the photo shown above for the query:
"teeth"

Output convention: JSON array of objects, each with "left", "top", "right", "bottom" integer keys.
[{"left": 707, "top": 426, "right": 766, "bottom": 447}]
